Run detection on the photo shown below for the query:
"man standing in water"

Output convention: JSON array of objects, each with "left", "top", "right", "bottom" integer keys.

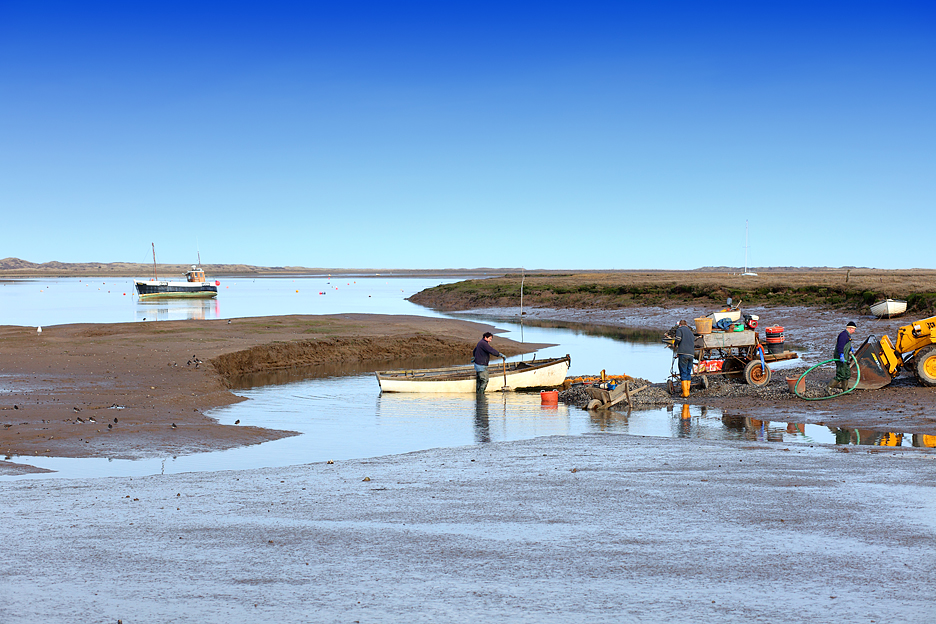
[
  {"left": 473, "top": 332, "right": 507, "bottom": 394},
  {"left": 673, "top": 320, "right": 696, "bottom": 398},
  {"left": 830, "top": 321, "right": 857, "bottom": 392}
]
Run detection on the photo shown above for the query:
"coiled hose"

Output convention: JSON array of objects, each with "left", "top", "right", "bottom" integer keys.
[{"left": 793, "top": 352, "right": 861, "bottom": 401}]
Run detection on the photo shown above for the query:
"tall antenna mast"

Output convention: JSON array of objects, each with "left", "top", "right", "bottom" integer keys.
[{"left": 742, "top": 221, "right": 758, "bottom": 276}]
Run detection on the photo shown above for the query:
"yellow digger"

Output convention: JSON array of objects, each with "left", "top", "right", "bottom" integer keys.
[{"left": 853, "top": 315, "right": 936, "bottom": 389}]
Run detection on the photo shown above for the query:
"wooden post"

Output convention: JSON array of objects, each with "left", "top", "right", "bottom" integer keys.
[{"left": 624, "top": 380, "right": 632, "bottom": 409}]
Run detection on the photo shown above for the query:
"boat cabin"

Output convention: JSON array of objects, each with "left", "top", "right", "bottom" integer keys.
[{"left": 186, "top": 266, "right": 206, "bottom": 283}]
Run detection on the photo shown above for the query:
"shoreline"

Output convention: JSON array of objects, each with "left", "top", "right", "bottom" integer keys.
[
  {"left": 0, "top": 314, "right": 547, "bottom": 472},
  {"left": 3, "top": 304, "right": 936, "bottom": 475}
]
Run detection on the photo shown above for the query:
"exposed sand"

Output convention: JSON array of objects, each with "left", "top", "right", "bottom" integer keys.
[{"left": 0, "top": 314, "right": 544, "bottom": 471}]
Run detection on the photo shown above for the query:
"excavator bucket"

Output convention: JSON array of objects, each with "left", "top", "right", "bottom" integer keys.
[{"left": 852, "top": 336, "right": 895, "bottom": 390}]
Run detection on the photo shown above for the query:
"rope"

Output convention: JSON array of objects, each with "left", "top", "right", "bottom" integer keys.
[{"left": 793, "top": 352, "right": 861, "bottom": 401}]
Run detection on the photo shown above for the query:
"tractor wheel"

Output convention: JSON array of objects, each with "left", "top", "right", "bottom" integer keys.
[
  {"left": 744, "top": 360, "right": 771, "bottom": 386},
  {"left": 914, "top": 345, "right": 936, "bottom": 387},
  {"left": 666, "top": 379, "right": 676, "bottom": 395}
]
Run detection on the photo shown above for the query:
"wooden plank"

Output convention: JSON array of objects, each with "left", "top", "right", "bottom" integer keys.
[
  {"left": 763, "top": 351, "right": 798, "bottom": 363},
  {"left": 700, "top": 330, "right": 757, "bottom": 349},
  {"left": 593, "top": 384, "right": 648, "bottom": 410}
]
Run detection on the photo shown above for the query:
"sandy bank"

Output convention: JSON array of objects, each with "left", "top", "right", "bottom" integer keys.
[{"left": 0, "top": 314, "right": 545, "bottom": 467}]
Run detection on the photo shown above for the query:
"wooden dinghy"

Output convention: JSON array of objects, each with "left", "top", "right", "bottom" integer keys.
[
  {"left": 376, "top": 355, "right": 571, "bottom": 393},
  {"left": 870, "top": 299, "right": 907, "bottom": 319}
]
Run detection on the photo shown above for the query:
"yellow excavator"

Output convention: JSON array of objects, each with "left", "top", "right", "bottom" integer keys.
[{"left": 853, "top": 315, "right": 936, "bottom": 389}]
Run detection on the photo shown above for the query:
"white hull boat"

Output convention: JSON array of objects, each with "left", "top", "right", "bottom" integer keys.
[
  {"left": 376, "top": 355, "right": 571, "bottom": 393},
  {"left": 870, "top": 299, "right": 907, "bottom": 319},
  {"left": 134, "top": 244, "right": 218, "bottom": 300}
]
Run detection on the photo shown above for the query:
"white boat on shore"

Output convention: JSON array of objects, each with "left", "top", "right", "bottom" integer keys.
[
  {"left": 376, "top": 355, "right": 571, "bottom": 393},
  {"left": 870, "top": 299, "right": 907, "bottom": 319}
]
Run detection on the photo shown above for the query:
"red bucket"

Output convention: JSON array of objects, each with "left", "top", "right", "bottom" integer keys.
[{"left": 540, "top": 390, "right": 559, "bottom": 405}]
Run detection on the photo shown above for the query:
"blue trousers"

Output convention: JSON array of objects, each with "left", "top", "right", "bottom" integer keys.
[{"left": 677, "top": 355, "right": 693, "bottom": 381}]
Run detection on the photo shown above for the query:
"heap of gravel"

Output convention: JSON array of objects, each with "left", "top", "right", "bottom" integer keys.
[{"left": 558, "top": 365, "right": 838, "bottom": 409}]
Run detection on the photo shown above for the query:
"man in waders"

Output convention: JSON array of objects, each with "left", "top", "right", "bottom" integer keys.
[
  {"left": 674, "top": 320, "right": 695, "bottom": 397},
  {"left": 473, "top": 332, "right": 506, "bottom": 394},
  {"left": 829, "top": 321, "right": 857, "bottom": 393}
]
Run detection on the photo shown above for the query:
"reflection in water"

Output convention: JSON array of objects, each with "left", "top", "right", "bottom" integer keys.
[
  {"left": 135, "top": 299, "right": 219, "bottom": 321},
  {"left": 474, "top": 396, "right": 490, "bottom": 443},
  {"left": 830, "top": 429, "right": 905, "bottom": 446}
]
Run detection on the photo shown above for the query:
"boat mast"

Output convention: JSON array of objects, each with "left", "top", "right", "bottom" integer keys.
[
  {"left": 744, "top": 221, "right": 749, "bottom": 274},
  {"left": 151, "top": 243, "right": 158, "bottom": 281}
]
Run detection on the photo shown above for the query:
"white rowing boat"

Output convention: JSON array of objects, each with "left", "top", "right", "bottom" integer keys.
[
  {"left": 870, "top": 299, "right": 907, "bottom": 319},
  {"left": 376, "top": 355, "right": 571, "bottom": 393}
]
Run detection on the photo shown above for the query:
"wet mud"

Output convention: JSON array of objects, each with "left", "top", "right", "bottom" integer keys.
[
  {"left": 0, "top": 314, "right": 545, "bottom": 471},
  {"left": 471, "top": 305, "right": 936, "bottom": 436}
]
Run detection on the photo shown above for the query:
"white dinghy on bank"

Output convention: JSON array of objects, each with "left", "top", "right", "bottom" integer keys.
[{"left": 376, "top": 355, "right": 571, "bottom": 393}]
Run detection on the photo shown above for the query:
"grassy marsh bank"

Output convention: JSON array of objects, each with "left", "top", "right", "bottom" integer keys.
[{"left": 408, "top": 269, "right": 936, "bottom": 315}]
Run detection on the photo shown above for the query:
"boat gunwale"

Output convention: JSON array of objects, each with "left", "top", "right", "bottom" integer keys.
[{"left": 375, "top": 356, "right": 570, "bottom": 382}]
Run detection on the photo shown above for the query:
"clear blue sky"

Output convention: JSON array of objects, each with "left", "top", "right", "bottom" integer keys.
[{"left": 1, "top": 2, "right": 933, "bottom": 269}]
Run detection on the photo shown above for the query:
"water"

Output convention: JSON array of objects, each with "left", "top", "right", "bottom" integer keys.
[{"left": 1, "top": 277, "right": 923, "bottom": 479}]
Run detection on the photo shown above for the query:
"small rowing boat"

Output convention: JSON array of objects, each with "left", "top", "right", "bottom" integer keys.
[
  {"left": 870, "top": 299, "right": 907, "bottom": 319},
  {"left": 376, "top": 355, "right": 571, "bottom": 393}
]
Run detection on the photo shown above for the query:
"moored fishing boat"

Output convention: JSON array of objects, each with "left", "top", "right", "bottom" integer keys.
[
  {"left": 870, "top": 299, "right": 907, "bottom": 319},
  {"left": 134, "top": 244, "right": 219, "bottom": 300},
  {"left": 376, "top": 355, "right": 571, "bottom": 393}
]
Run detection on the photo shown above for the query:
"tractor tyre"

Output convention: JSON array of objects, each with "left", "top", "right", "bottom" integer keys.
[
  {"left": 743, "top": 360, "right": 771, "bottom": 387},
  {"left": 914, "top": 345, "right": 936, "bottom": 387}
]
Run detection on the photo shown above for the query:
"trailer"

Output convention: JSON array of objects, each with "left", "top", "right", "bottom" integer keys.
[{"left": 665, "top": 329, "right": 798, "bottom": 394}]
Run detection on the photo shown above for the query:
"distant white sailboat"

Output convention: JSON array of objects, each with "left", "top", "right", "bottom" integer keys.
[{"left": 742, "top": 220, "right": 758, "bottom": 276}]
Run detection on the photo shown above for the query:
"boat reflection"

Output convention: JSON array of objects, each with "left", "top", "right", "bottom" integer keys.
[{"left": 135, "top": 298, "right": 220, "bottom": 322}]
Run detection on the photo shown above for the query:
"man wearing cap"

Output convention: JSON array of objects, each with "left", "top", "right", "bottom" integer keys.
[
  {"left": 830, "top": 321, "right": 858, "bottom": 392},
  {"left": 473, "top": 332, "right": 507, "bottom": 394}
]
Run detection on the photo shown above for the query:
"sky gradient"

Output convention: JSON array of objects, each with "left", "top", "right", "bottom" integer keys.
[{"left": 2, "top": 2, "right": 933, "bottom": 269}]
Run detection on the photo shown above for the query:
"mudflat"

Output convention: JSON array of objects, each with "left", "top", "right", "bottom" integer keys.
[
  {"left": 0, "top": 314, "right": 543, "bottom": 471},
  {"left": 3, "top": 434, "right": 935, "bottom": 623}
]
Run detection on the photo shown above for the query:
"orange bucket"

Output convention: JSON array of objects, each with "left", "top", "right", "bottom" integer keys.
[
  {"left": 786, "top": 377, "right": 805, "bottom": 394},
  {"left": 540, "top": 390, "right": 559, "bottom": 405}
]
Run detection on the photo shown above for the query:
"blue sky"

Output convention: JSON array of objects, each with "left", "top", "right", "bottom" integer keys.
[{"left": 1, "top": 2, "right": 933, "bottom": 269}]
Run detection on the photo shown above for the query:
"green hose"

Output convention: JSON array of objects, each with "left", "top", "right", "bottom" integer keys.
[{"left": 793, "top": 352, "right": 861, "bottom": 401}]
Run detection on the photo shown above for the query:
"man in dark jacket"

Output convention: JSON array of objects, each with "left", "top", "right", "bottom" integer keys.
[
  {"left": 673, "top": 320, "right": 696, "bottom": 397},
  {"left": 829, "top": 321, "right": 857, "bottom": 392},
  {"left": 473, "top": 332, "right": 506, "bottom": 394}
]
